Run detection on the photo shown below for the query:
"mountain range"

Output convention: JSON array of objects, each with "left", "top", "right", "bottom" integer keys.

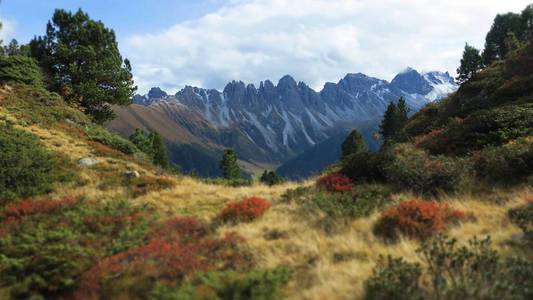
[{"left": 107, "top": 68, "right": 457, "bottom": 178}]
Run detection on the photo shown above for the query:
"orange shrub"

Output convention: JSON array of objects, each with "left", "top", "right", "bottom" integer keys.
[
  {"left": 316, "top": 172, "right": 353, "bottom": 192},
  {"left": 219, "top": 196, "right": 272, "bottom": 223},
  {"left": 374, "top": 199, "right": 465, "bottom": 240},
  {"left": 414, "top": 128, "right": 446, "bottom": 149}
]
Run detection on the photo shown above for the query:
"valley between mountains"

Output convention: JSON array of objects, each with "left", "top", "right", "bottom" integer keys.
[{"left": 108, "top": 68, "right": 457, "bottom": 178}]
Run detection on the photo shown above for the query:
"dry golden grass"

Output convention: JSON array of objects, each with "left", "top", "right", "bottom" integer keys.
[{"left": 3, "top": 95, "right": 530, "bottom": 300}]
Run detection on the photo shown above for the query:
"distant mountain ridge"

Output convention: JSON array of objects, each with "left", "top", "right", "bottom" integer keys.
[{"left": 109, "top": 68, "right": 457, "bottom": 177}]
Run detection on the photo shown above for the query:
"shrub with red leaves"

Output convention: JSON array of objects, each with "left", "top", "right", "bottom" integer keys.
[
  {"left": 374, "top": 199, "right": 465, "bottom": 240},
  {"left": 414, "top": 128, "right": 446, "bottom": 149},
  {"left": 219, "top": 196, "right": 272, "bottom": 223},
  {"left": 316, "top": 172, "right": 353, "bottom": 192},
  {"left": 3, "top": 197, "right": 77, "bottom": 220},
  {"left": 73, "top": 216, "right": 250, "bottom": 299}
]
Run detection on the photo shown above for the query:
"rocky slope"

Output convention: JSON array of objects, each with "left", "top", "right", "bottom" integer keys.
[{"left": 109, "top": 68, "right": 457, "bottom": 176}]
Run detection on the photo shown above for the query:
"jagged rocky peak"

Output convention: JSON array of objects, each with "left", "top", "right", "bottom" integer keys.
[
  {"left": 277, "top": 75, "right": 297, "bottom": 89},
  {"left": 338, "top": 73, "right": 386, "bottom": 92},
  {"left": 147, "top": 87, "right": 168, "bottom": 99},
  {"left": 390, "top": 67, "right": 433, "bottom": 95}
]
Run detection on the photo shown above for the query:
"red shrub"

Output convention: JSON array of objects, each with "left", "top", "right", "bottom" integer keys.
[
  {"left": 3, "top": 197, "right": 77, "bottom": 220},
  {"left": 74, "top": 222, "right": 249, "bottom": 299},
  {"left": 525, "top": 195, "right": 533, "bottom": 204},
  {"left": 219, "top": 196, "right": 272, "bottom": 223},
  {"left": 374, "top": 199, "right": 465, "bottom": 240},
  {"left": 316, "top": 172, "right": 353, "bottom": 192},
  {"left": 414, "top": 128, "right": 446, "bottom": 149},
  {"left": 151, "top": 217, "right": 207, "bottom": 242}
]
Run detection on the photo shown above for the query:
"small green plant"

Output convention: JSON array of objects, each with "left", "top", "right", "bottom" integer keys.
[
  {"left": 341, "top": 151, "right": 386, "bottom": 182},
  {"left": 365, "top": 235, "right": 533, "bottom": 300},
  {"left": 260, "top": 170, "right": 284, "bottom": 186},
  {"left": 0, "top": 122, "right": 75, "bottom": 202},
  {"left": 508, "top": 199, "right": 533, "bottom": 236}
]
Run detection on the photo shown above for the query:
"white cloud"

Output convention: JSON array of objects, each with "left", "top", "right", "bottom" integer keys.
[
  {"left": 124, "top": 0, "right": 532, "bottom": 94},
  {"left": 0, "top": 18, "right": 16, "bottom": 43}
]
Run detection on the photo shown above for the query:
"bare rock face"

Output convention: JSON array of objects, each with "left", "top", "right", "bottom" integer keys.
[
  {"left": 111, "top": 69, "right": 457, "bottom": 176},
  {"left": 78, "top": 157, "right": 99, "bottom": 167}
]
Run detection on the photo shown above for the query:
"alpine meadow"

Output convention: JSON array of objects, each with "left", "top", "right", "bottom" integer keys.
[{"left": 0, "top": 1, "right": 532, "bottom": 300}]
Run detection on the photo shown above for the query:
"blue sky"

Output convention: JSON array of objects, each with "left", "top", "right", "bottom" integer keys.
[{"left": 1, "top": 1, "right": 532, "bottom": 94}]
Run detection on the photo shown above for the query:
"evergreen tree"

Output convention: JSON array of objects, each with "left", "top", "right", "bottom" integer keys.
[
  {"left": 396, "top": 97, "right": 409, "bottom": 125},
  {"left": 29, "top": 9, "right": 136, "bottom": 123},
  {"left": 4, "top": 39, "right": 20, "bottom": 56},
  {"left": 129, "top": 128, "right": 153, "bottom": 158},
  {"left": 520, "top": 4, "right": 533, "bottom": 40},
  {"left": 503, "top": 32, "right": 521, "bottom": 54},
  {"left": 456, "top": 43, "right": 483, "bottom": 84},
  {"left": 482, "top": 12, "right": 522, "bottom": 65},
  {"left": 220, "top": 149, "right": 240, "bottom": 180},
  {"left": 341, "top": 129, "right": 367, "bottom": 159},
  {"left": 260, "top": 170, "right": 284, "bottom": 186},
  {"left": 149, "top": 132, "right": 169, "bottom": 169},
  {"left": 379, "top": 102, "right": 399, "bottom": 141}
]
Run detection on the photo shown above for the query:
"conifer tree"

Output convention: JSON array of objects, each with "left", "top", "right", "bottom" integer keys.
[
  {"left": 129, "top": 128, "right": 153, "bottom": 158},
  {"left": 456, "top": 43, "right": 483, "bottom": 84},
  {"left": 220, "top": 149, "right": 240, "bottom": 180},
  {"left": 379, "top": 102, "right": 399, "bottom": 141},
  {"left": 29, "top": 9, "right": 136, "bottom": 123},
  {"left": 149, "top": 132, "right": 169, "bottom": 169},
  {"left": 260, "top": 170, "right": 283, "bottom": 186},
  {"left": 482, "top": 12, "right": 522, "bottom": 65},
  {"left": 341, "top": 129, "right": 367, "bottom": 159}
]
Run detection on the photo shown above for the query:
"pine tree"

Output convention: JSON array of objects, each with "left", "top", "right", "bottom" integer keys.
[
  {"left": 456, "top": 43, "right": 483, "bottom": 84},
  {"left": 379, "top": 102, "right": 399, "bottom": 141},
  {"left": 220, "top": 149, "right": 240, "bottom": 180},
  {"left": 149, "top": 132, "right": 169, "bottom": 169},
  {"left": 129, "top": 128, "right": 153, "bottom": 158},
  {"left": 260, "top": 170, "right": 283, "bottom": 186},
  {"left": 29, "top": 9, "right": 136, "bottom": 123},
  {"left": 341, "top": 129, "right": 367, "bottom": 159},
  {"left": 521, "top": 4, "right": 533, "bottom": 40},
  {"left": 396, "top": 97, "right": 409, "bottom": 125},
  {"left": 482, "top": 12, "right": 522, "bottom": 65}
]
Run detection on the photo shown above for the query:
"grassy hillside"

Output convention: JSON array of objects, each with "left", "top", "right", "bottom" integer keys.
[{"left": 0, "top": 35, "right": 532, "bottom": 300}]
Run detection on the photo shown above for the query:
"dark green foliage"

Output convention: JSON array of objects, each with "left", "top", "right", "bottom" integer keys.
[
  {"left": 382, "top": 144, "right": 473, "bottom": 195},
  {"left": 0, "top": 55, "right": 43, "bottom": 86},
  {"left": 82, "top": 125, "right": 139, "bottom": 155},
  {"left": 379, "top": 98, "right": 409, "bottom": 142},
  {"left": 364, "top": 256, "right": 424, "bottom": 300},
  {"left": 379, "top": 102, "right": 398, "bottom": 141},
  {"left": 341, "top": 129, "right": 367, "bottom": 158},
  {"left": 260, "top": 170, "right": 284, "bottom": 186},
  {"left": 30, "top": 9, "right": 136, "bottom": 123},
  {"left": 129, "top": 128, "right": 153, "bottom": 157},
  {"left": 151, "top": 268, "right": 290, "bottom": 300},
  {"left": 0, "top": 199, "right": 154, "bottom": 299},
  {"left": 366, "top": 235, "right": 533, "bottom": 300},
  {"left": 483, "top": 12, "right": 523, "bottom": 64},
  {"left": 456, "top": 43, "right": 484, "bottom": 84},
  {"left": 418, "top": 103, "right": 533, "bottom": 156},
  {"left": 150, "top": 131, "right": 170, "bottom": 169},
  {"left": 220, "top": 149, "right": 241, "bottom": 180},
  {"left": 473, "top": 137, "right": 533, "bottom": 183},
  {"left": 508, "top": 202, "right": 533, "bottom": 236},
  {"left": 0, "top": 122, "right": 72, "bottom": 201},
  {"left": 341, "top": 151, "right": 386, "bottom": 182}
]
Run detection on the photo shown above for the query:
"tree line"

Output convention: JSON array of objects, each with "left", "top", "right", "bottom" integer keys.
[{"left": 457, "top": 4, "right": 533, "bottom": 83}]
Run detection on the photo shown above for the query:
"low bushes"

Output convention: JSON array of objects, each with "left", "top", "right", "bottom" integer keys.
[
  {"left": 365, "top": 235, "right": 533, "bottom": 300},
  {"left": 150, "top": 267, "right": 290, "bottom": 300},
  {"left": 508, "top": 199, "right": 533, "bottom": 236},
  {"left": 341, "top": 151, "right": 386, "bottom": 182},
  {"left": 82, "top": 124, "right": 139, "bottom": 155},
  {"left": 316, "top": 172, "right": 353, "bottom": 192},
  {"left": 2, "top": 197, "right": 77, "bottom": 221},
  {"left": 219, "top": 197, "right": 272, "bottom": 223},
  {"left": 382, "top": 144, "right": 473, "bottom": 195},
  {"left": 373, "top": 199, "right": 465, "bottom": 241},
  {"left": 74, "top": 217, "right": 251, "bottom": 299},
  {"left": 473, "top": 136, "right": 533, "bottom": 183},
  {"left": 0, "top": 55, "right": 43, "bottom": 86},
  {"left": 0, "top": 199, "right": 154, "bottom": 299},
  {"left": 0, "top": 122, "right": 75, "bottom": 202},
  {"left": 129, "top": 175, "right": 175, "bottom": 197}
]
